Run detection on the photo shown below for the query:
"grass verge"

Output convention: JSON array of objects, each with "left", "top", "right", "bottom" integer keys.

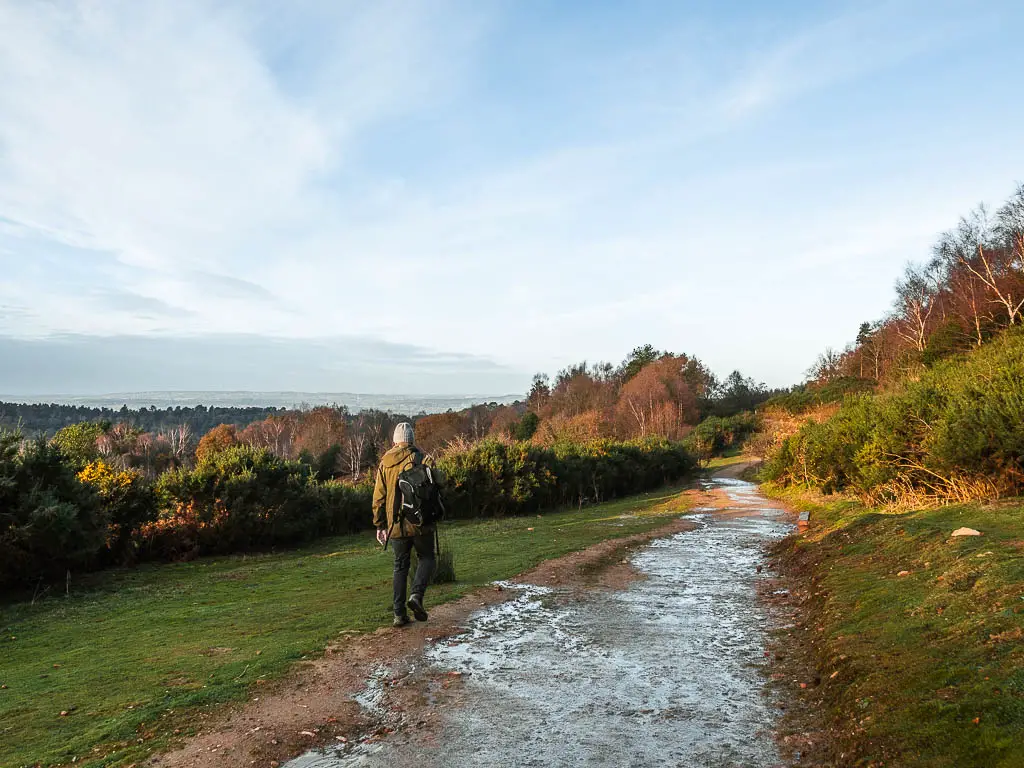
[
  {"left": 762, "top": 483, "right": 1024, "bottom": 767},
  {"left": 0, "top": 483, "right": 696, "bottom": 768}
]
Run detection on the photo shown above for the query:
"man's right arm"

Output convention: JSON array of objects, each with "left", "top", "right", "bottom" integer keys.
[{"left": 372, "top": 465, "right": 387, "bottom": 530}]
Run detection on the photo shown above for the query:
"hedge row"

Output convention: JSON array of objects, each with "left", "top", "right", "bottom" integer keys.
[{"left": 1, "top": 435, "right": 694, "bottom": 591}]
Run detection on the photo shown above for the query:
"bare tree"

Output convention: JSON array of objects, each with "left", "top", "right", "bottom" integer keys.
[
  {"left": 162, "top": 423, "right": 194, "bottom": 465},
  {"left": 807, "top": 347, "right": 844, "bottom": 382},
  {"left": 893, "top": 262, "right": 942, "bottom": 352},
  {"left": 937, "top": 205, "right": 1024, "bottom": 326}
]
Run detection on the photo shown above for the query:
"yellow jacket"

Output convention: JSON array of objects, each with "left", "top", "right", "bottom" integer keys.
[{"left": 371, "top": 444, "right": 436, "bottom": 539}]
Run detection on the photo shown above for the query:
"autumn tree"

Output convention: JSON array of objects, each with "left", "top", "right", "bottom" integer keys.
[
  {"left": 196, "top": 424, "right": 238, "bottom": 463},
  {"left": 893, "top": 262, "right": 942, "bottom": 353},
  {"left": 415, "top": 411, "right": 469, "bottom": 454},
  {"left": 293, "top": 407, "right": 348, "bottom": 461},
  {"left": 936, "top": 205, "right": 1024, "bottom": 326},
  {"left": 807, "top": 348, "right": 844, "bottom": 383},
  {"left": 618, "top": 344, "right": 661, "bottom": 382},
  {"left": 615, "top": 355, "right": 699, "bottom": 439}
]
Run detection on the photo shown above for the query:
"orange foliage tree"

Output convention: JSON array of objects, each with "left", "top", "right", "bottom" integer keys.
[{"left": 196, "top": 424, "right": 238, "bottom": 463}]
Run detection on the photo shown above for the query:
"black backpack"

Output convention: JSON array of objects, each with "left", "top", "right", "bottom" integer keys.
[{"left": 397, "top": 463, "right": 446, "bottom": 527}]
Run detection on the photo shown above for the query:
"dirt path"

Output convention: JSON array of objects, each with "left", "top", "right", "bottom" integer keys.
[
  {"left": 151, "top": 518, "right": 698, "bottom": 768},
  {"left": 288, "top": 466, "right": 793, "bottom": 768},
  {"left": 154, "top": 464, "right": 794, "bottom": 768}
]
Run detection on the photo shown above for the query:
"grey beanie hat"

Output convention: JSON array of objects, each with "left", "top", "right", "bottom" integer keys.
[{"left": 393, "top": 422, "right": 414, "bottom": 445}]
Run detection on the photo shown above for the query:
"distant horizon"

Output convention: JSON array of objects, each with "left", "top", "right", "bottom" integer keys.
[{"left": 0, "top": 390, "right": 524, "bottom": 412}]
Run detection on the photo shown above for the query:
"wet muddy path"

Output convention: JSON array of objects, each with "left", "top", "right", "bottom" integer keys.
[{"left": 288, "top": 476, "right": 793, "bottom": 768}]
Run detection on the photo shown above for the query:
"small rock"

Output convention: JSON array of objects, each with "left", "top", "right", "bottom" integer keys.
[{"left": 951, "top": 527, "right": 982, "bottom": 537}]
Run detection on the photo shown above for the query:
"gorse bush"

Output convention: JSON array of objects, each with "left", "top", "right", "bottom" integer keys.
[
  {"left": 145, "top": 445, "right": 370, "bottom": 560},
  {"left": 683, "top": 412, "right": 759, "bottom": 464},
  {"left": 437, "top": 437, "right": 694, "bottom": 518},
  {"left": 1, "top": 435, "right": 694, "bottom": 591},
  {"left": 763, "top": 327, "right": 1024, "bottom": 503},
  {"left": 0, "top": 433, "right": 106, "bottom": 587},
  {"left": 78, "top": 461, "right": 158, "bottom": 564},
  {"left": 762, "top": 377, "right": 876, "bottom": 415}
]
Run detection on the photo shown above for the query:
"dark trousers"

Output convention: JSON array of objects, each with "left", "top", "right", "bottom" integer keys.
[{"left": 391, "top": 533, "right": 435, "bottom": 616}]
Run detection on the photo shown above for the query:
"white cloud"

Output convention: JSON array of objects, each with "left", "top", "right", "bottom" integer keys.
[{"left": 0, "top": 0, "right": 1020, "bottom": 390}]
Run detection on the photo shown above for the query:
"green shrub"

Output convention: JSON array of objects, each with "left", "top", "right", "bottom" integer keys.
[
  {"left": 763, "top": 377, "right": 876, "bottom": 415},
  {"left": 50, "top": 422, "right": 105, "bottom": 467},
  {"left": 145, "top": 445, "right": 360, "bottom": 558},
  {"left": 437, "top": 437, "right": 694, "bottom": 518},
  {"left": 514, "top": 411, "right": 540, "bottom": 441},
  {"left": 764, "top": 327, "right": 1024, "bottom": 500},
  {"left": 683, "top": 412, "right": 759, "bottom": 463},
  {"left": 0, "top": 433, "right": 106, "bottom": 589},
  {"left": 4, "top": 433, "right": 694, "bottom": 586}
]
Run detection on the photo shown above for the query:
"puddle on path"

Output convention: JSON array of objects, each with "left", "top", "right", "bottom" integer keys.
[{"left": 288, "top": 478, "right": 793, "bottom": 768}]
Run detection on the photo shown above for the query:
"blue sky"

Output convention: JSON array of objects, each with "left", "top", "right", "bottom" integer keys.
[{"left": 1, "top": 0, "right": 1023, "bottom": 395}]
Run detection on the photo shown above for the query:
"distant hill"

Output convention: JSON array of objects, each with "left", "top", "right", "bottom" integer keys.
[{"left": 0, "top": 391, "right": 521, "bottom": 412}]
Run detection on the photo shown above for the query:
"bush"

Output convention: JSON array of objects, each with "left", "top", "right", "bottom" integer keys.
[
  {"left": 763, "top": 377, "right": 876, "bottom": 415},
  {"left": 144, "top": 445, "right": 363, "bottom": 559},
  {"left": 764, "top": 328, "right": 1024, "bottom": 502},
  {"left": 437, "top": 437, "right": 694, "bottom": 518},
  {"left": 683, "top": 412, "right": 759, "bottom": 464},
  {"left": 4, "top": 433, "right": 694, "bottom": 586},
  {"left": 51, "top": 422, "right": 106, "bottom": 467},
  {"left": 78, "top": 461, "right": 158, "bottom": 564},
  {"left": 0, "top": 433, "right": 106, "bottom": 589}
]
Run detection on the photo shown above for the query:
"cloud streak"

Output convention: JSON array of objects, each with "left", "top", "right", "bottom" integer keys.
[{"left": 1, "top": 0, "right": 1022, "bottom": 389}]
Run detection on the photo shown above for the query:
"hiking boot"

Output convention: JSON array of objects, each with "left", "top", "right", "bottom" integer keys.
[
  {"left": 407, "top": 594, "right": 428, "bottom": 622},
  {"left": 393, "top": 613, "right": 411, "bottom": 627}
]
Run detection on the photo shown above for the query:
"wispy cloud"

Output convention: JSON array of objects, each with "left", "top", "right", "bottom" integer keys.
[{"left": 0, "top": 0, "right": 1020, "bottom": 388}]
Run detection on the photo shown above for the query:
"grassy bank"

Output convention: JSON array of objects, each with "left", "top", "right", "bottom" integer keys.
[
  {"left": 0, "top": 483, "right": 695, "bottom": 768},
  {"left": 764, "top": 483, "right": 1024, "bottom": 767}
]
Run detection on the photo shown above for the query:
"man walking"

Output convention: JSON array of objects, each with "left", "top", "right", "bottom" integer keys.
[{"left": 372, "top": 422, "right": 436, "bottom": 627}]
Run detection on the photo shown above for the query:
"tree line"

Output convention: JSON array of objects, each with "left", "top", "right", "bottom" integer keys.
[
  {"left": 763, "top": 184, "right": 1024, "bottom": 504},
  {"left": 0, "top": 402, "right": 284, "bottom": 438},
  {"left": 1, "top": 343, "right": 779, "bottom": 592},
  {"left": 809, "top": 184, "right": 1024, "bottom": 385}
]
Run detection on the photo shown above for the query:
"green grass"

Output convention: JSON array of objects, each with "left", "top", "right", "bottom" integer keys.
[
  {"left": 763, "top": 483, "right": 1024, "bottom": 767},
  {"left": 0, "top": 484, "right": 696, "bottom": 768},
  {"left": 704, "top": 449, "right": 747, "bottom": 470}
]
